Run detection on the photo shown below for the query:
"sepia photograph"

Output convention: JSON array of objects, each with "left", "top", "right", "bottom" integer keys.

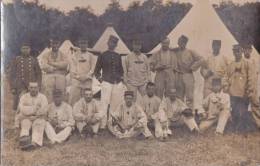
[{"left": 1, "top": 0, "right": 260, "bottom": 165}]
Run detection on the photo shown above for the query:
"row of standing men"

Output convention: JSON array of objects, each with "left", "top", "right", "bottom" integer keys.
[{"left": 10, "top": 34, "right": 260, "bottom": 150}]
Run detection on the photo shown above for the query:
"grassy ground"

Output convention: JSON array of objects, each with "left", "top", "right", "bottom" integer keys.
[{"left": 1, "top": 79, "right": 260, "bottom": 166}]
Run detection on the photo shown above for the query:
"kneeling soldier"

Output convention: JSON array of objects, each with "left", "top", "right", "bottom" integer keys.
[
  {"left": 17, "top": 82, "right": 48, "bottom": 150},
  {"left": 158, "top": 89, "right": 199, "bottom": 139},
  {"left": 45, "top": 89, "right": 75, "bottom": 144},
  {"left": 140, "top": 82, "right": 162, "bottom": 138},
  {"left": 199, "top": 78, "right": 231, "bottom": 135},
  {"left": 109, "top": 91, "right": 153, "bottom": 139},
  {"left": 73, "top": 88, "right": 103, "bottom": 137}
]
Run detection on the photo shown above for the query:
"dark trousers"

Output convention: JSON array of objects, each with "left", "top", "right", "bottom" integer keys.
[{"left": 230, "top": 96, "right": 257, "bottom": 133}]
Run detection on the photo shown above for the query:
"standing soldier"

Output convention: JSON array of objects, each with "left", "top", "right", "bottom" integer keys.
[
  {"left": 16, "top": 82, "right": 48, "bottom": 150},
  {"left": 73, "top": 88, "right": 103, "bottom": 138},
  {"left": 68, "top": 38, "right": 95, "bottom": 105},
  {"left": 223, "top": 44, "right": 258, "bottom": 133},
  {"left": 200, "top": 40, "right": 229, "bottom": 97},
  {"left": 94, "top": 35, "right": 126, "bottom": 129},
  {"left": 108, "top": 91, "right": 153, "bottom": 139},
  {"left": 41, "top": 38, "right": 69, "bottom": 102},
  {"left": 45, "top": 89, "right": 75, "bottom": 144},
  {"left": 123, "top": 38, "right": 151, "bottom": 101},
  {"left": 150, "top": 37, "right": 176, "bottom": 99},
  {"left": 10, "top": 41, "right": 42, "bottom": 111},
  {"left": 173, "top": 35, "right": 204, "bottom": 108}
]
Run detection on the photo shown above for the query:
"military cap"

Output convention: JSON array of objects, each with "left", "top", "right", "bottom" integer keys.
[
  {"left": 21, "top": 40, "right": 31, "bottom": 47},
  {"left": 242, "top": 43, "right": 252, "bottom": 49},
  {"left": 124, "top": 90, "right": 134, "bottom": 97},
  {"left": 233, "top": 44, "right": 241, "bottom": 50},
  {"left": 179, "top": 35, "right": 188, "bottom": 42},
  {"left": 108, "top": 35, "right": 119, "bottom": 43},
  {"left": 168, "top": 89, "right": 177, "bottom": 94},
  {"left": 212, "top": 77, "right": 222, "bottom": 86},
  {"left": 52, "top": 89, "right": 63, "bottom": 96}
]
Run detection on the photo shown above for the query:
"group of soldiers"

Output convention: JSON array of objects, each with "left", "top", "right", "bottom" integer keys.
[{"left": 9, "top": 34, "right": 260, "bottom": 151}]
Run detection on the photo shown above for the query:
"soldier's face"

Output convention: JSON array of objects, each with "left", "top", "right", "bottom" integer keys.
[
  {"left": 243, "top": 48, "right": 252, "bottom": 59},
  {"left": 107, "top": 40, "right": 117, "bottom": 51},
  {"left": 79, "top": 41, "right": 88, "bottom": 52},
  {"left": 146, "top": 85, "right": 155, "bottom": 97},
  {"left": 169, "top": 93, "right": 176, "bottom": 101},
  {"left": 83, "top": 91, "right": 93, "bottom": 103},
  {"left": 132, "top": 42, "right": 142, "bottom": 52},
  {"left": 29, "top": 84, "right": 39, "bottom": 97},
  {"left": 212, "top": 85, "right": 221, "bottom": 93},
  {"left": 125, "top": 95, "right": 134, "bottom": 107},
  {"left": 54, "top": 96, "right": 63, "bottom": 106},
  {"left": 51, "top": 42, "right": 60, "bottom": 52},
  {"left": 161, "top": 39, "right": 170, "bottom": 50},
  {"left": 178, "top": 39, "right": 187, "bottom": 49},
  {"left": 21, "top": 46, "right": 31, "bottom": 55},
  {"left": 233, "top": 49, "right": 242, "bottom": 61}
]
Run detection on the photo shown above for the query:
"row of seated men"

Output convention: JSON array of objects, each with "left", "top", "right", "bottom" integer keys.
[{"left": 16, "top": 78, "right": 231, "bottom": 151}]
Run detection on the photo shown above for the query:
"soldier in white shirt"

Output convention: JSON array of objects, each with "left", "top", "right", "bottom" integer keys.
[
  {"left": 68, "top": 38, "right": 95, "bottom": 105},
  {"left": 73, "top": 88, "right": 103, "bottom": 137},
  {"left": 199, "top": 78, "right": 231, "bottom": 134},
  {"left": 45, "top": 89, "right": 75, "bottom": 144},
  {"left": 17, "top": 82, "right": 48, "bottom": 150}
]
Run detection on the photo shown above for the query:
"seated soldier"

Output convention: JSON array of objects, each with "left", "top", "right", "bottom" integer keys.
[
  {"left": 73, "top": 88, "right": 103, "bottom": 138},
  {"left": 16, "top": 82, "right": 48, "bottom": 150},
  {"left": 140, "top": 82, "right": 162, "bottom": 139},
  {"left": 108, "top": 91, "right": 153, "bottom": 139},
  {"left": 158, "top": 89, "right": 199, "bottom": 140},
  {"left": 45, "top": 89, "right": 75, "bottom": 144},
  {"left": 199, "top": 78, "right": 231, "bottom": 135}
]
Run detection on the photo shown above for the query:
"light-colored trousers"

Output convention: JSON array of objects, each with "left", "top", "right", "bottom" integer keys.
[
  {"left": 42, "top": 74, "right": 66, "bottom": 102},
  {"left": 100, "top": 81, "right": 126, "bottom": 129},
  {"left": 154, "top": 70, "right": 175, "bottom": 99},
  {"left": 76, "top": 121, "right": 100, "bottom": 134},
  {"left": 45, "top": 122, "right": 73, "bottom": 144},
  {"left": 20, "top": 118, "right": 46, "bottom": 146},
  {"left": 199, "top": 110, "right": 230, "bottom": 134},
  {"left": 68, "top": 78, "right": 92, "bottom": 106}
]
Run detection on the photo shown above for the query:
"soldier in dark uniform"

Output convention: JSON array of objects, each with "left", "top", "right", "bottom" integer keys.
[{"left": 10, "top": 42, "right": 42, "bottom": 111}]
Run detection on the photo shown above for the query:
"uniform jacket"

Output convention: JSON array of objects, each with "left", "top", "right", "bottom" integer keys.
[{"left": 140, "top": 95, "right": 161, "bottom": 120}]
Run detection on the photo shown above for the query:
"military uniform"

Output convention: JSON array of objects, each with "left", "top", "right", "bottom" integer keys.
[
  {"left": 108, "top": 102, "right": 152, "bottom": 139},
  {"left": 201, "top": 54, "right": 229, "bottom": 97},
  {"left": 173, "top": 48, "right": 204, "bottom": 108},
  {"left": 17, "top": 92, "right": 48, "bottom": 147},
  {"left": 10, "top": 55, "right": 42, "bottom": 110},
  {"left": 41, "top": 50, "right": 68, "bottom": 102},
  {"left": 199, "top": 91, "right": 231, "bottom": 134},
  {"left": 73, "top": 98, "right": 103, "bottom": 134},
  {"left": 158, "top": 97, "right": 199, "bottom": 137},
  {"left": 140, "top": 95, "right": 162, "bottom": 138},
  {"left": 94, "top": 50, "right": 126, "bottom": 128},
  {"left": 123, "top": 52, "right": 151, "bottom": 100},
  {"left": 68, "top": 51, "right": 95, "bottom": 105},
  {"left": 223, "top": 57, "right": 258, "bottom": 132},
  {"left": 45, "top": 101, "right": 75, "bottom": 144},
  {"left": 150, "top": 49, "right": 176, "bottom": 99}
]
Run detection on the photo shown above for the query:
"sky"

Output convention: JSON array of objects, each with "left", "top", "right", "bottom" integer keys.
[{"left": 2, "top": 0, "right": 260, "bottom": 15}]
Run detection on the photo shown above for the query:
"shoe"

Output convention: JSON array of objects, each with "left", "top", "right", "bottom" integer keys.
[{"left": 21, "top": 142, "right": 37, "bottom": 151}]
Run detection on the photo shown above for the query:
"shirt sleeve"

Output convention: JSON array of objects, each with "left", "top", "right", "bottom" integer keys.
[
  {"left": 36, "top": 95, "right": 48, "bottom": 116},
  {"left": 94, "top": 54, "right": 102, "bottom": 79},
  {"left": 190, "top": 50, "right": 204, "bottom": 71},
  {"left": 72, "top": 101, "right": 85, "bottom": 121},
  {"left": 65, "top": 105, "right": 75, "bottom": 127},
  {"left": 9, "top": 57, "right": 17, "bottom": 89}
]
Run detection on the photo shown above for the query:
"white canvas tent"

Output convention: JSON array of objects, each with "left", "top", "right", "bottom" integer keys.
[
  {"left": 37, "top": 47, "right": 50, "bottom": 69},
  {"left": 93, "top": 25, "right": 131, "bottom": 54},
  {"left": 149, "top": 0, "right": 259, "bottom": 110},
  {"left": 60, "top": 40, "right": 75, "bottom": 61}
]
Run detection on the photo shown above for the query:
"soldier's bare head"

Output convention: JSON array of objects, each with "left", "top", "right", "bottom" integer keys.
[
  {"left": 232, "top": 44, "right": 242, "bottom": 62},
  {"left": 178, "top": 35, "right": 188, "bottom": 50},
  {"left": 124, "top": 91, "right": 134, "bottom": 107},
  {"left": 146, "top": 82, "right": 156, "bottom": 98},
  {"left": 83, "top": 88, "right": 93, "bottom": 103},
  {"left": 50, "top": 38, "right": 60, "bottom": 52},
  {"left": 211, "top": 77, "right": 222, "bottom": 93},
  {"left": 243, "top": 43, "right": 253, "bottom": 59},
  {"left": 212, "top": 40, "right": 221, "bottom": 56},
  {"left": 53, "top": 89, "right": 63, "bottom": 106},
  {"left": 20, "top": 42, "right": 31, "bottom": 56},
  {"left": 78, "top": 38, "right": 88, "bottom": 52},
  {"left": 161, "top": 37, "right": 170, "bottom": 51},
  {"left": 107, "top": 35, "right": 119, "bottom": 51},
  {"left": 28, "top": 82, "right": 39, "bottom": 97},
  {"left": 167, "top": 89, "right": 177, "bottom": 101}
]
